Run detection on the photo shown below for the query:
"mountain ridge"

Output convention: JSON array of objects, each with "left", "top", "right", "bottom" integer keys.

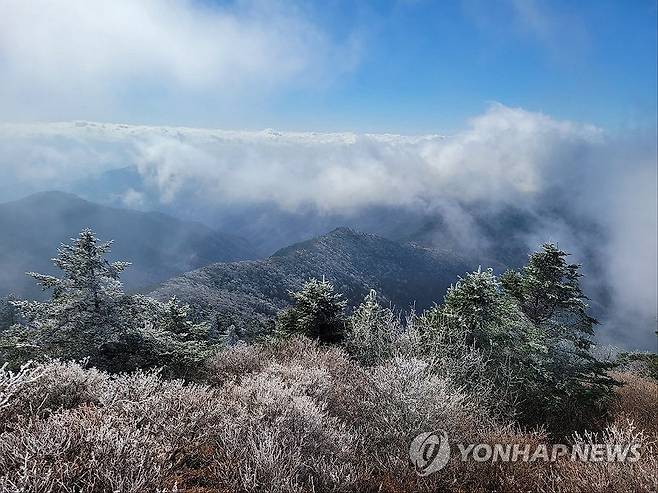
[
  {"left": 0, "top": 191, "right": 257, "bottom": 298},
  {"left": 149, "top": 226, "right": 473, "bottom": 333}
]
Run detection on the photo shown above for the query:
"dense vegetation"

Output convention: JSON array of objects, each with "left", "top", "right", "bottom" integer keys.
[{"left": 0, "top": 230, "right": 655, "bottom": 492}]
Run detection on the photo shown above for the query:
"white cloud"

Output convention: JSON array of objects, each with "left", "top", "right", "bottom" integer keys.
[
  {"left": 1, "top": 104, "right": 602, "bottom": 211},
  {"left": 0, "top": 0, "right": 357, "bottom": 121},
  {"left": 463, "top": 0, "right": 590, "bottom": 63},
  {"left": 0, "top": 104, "right": 655, "bottom": 348}
]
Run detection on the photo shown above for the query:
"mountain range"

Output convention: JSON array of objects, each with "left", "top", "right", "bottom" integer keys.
[
  {"left": 0, "top": 190, "right": 621, "bottom": 345},
  {"left": 0, "top": 191, "right": 256, "bottom": 298}
]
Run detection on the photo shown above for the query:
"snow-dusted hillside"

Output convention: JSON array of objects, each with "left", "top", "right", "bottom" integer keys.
[{"left": 149, "top": 227, "right": 471, "bottom": 334}]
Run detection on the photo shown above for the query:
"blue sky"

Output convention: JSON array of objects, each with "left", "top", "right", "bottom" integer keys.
[
  {"left": 288, "top": 0, "right": 658, "bottom": 133},
  {"left": 0, "top": 0, "right": 656, "bottom": 133}
]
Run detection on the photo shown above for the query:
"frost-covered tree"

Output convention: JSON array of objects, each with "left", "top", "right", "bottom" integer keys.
[
  {"left": 2, "top": 230, "right": 133, "bottom": 363},
  {"left": 423, "top": 268, "right": 542, "bottom": 415},
  {"left": 344, "top": 290, "right": 401, "bottom": 365},
  {"left": 275, "top": 278, "right": 347, "bottom": 343},
  {"left": 500, "top": 244, "right": 616, "bottom": 432},
  {"left": 500, "top": 243, "right": 596, "bottom": 346},
  {"left": 0, "top": 296, "right": 17, "bottom": 333},
  {"left": 222, "top": 325, "right": 240, "bottom": 347},
  {"left": 210, "top": 313, "right": 249, "bottom": 346},
  {"left": 0, "top": 230, "right": 216, "bottom": 378},
  {"left": 421, "top": 246, "right": 616, "bottom": 434},
  {"left": 131, "top": 296, "right": 215, "bottom": 378},
  {"left": 440, "top": 267, "right": 539, "bottom": 351}
]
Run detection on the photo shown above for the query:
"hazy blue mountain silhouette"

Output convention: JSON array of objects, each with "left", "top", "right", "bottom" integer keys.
[{"left": 0, "top": 191, "right": 256, "bottom": 298}]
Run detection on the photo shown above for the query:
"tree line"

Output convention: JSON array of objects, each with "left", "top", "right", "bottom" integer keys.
[{"left": 0, "top": 228, "right": 627, "bottom": 434}]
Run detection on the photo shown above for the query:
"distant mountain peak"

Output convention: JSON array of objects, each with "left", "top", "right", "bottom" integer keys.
[
  {"left": 328, "top": 226, "right": 357, "bottom": 235},
  {"left": 15, "top": 190, "right": 85, "bottom": 202},
  {"left": 150, "top": 226, "right": 472, "bottom": 334},
  {"left": 270, "top": 226, "right": 369, "bottom": 258},
  {"left": 0, "top": 192, "right": 257, "bottom": 299}
]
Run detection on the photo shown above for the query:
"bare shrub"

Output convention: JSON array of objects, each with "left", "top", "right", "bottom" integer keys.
[
  {"left": 1, "top": 339, "right": 654, "bottom": 492},
  {"left": 538, "top": 420, "right": 658, "bottom": 492},
  {"left": 419, "top": 424, "right": 551, "bottom": 493},
  {"left": 1, "top": 360, "right": 107, "bottom": 427},
  {"left": 611, "top": 371, "right": 658, "bottom": 438}
]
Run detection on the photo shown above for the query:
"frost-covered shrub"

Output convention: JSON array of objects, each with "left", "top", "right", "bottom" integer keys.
[
  {"left": 539, "top": 420, "right": 658, "bottom": 492},
  {"left": 208, "top": 338, "right": 492, "bottom": 491},
  {"left": 207, "top": 335, "right": 352, "bottom": 384},
  {"left": 343, "top": 289, "right": 512, "bottom": 419},
  {"left": 0, "top": 407, "right": 167, "bottom": 493},
  {"left": 0, "top": 346, "right": 364, "bottom": 492},
  {"left": 212, "top": 370, "right": 360, "bottom": 491},
  {"left": 366, "top": 357, "right": 481, "bottom": 438},
  {"left": 615, "top": 351, "right": 658, "bottom": 381},
  {"left": 0, "top": 338, "right": 651, "bottom": 492},
  {"left": 206, "top": 341, "right": 268, "bottom": 384},
  {"left": 0, "top": 360, "right": 106, "bottom": 427},
  {"left": 351, "top": 356, "right": 487, "bottom": 484},
  {"left": 0, "top": 366, "right": 222, "bottom": 492},
  {"left": 0, "top": 362, "right": 43, "bottom": 421}
]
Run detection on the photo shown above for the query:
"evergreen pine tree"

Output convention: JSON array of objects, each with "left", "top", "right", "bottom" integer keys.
[
  {"left": 421, "top": 248, "right": 616, "bottom": 435},
  {"left": 0, "top": 296, "right": 17, "bottom": 333},
  {"left": 5, "top": 229, "right": 133, "bottom": 363},
  {"left": 136, "top": 296, "right": 215, "bottom": 378},
  {"left": 275, "top": 278, "right": 347, "bottom": 343},
  {"left": 1, "top": 230, "right": 216, "bottom": 378},
  {"left": 223, "top": 325, "right": 240, "bottom": 347},
  {"left": 500, "top": 243, "right": 596, "bottom": 346},
  {"left": 435, "top": 268, "right": 539, "bottom": 350},
  {"left": 435, "top": 267, "right": 544, "bottom": 394},
  {"left": 344, "top": 290, "right": 400, "bottom": 364},
  {"left": 500, "top": 243, "right": 617, "bottom": 433}
]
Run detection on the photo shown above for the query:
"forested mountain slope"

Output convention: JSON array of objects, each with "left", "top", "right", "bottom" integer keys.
[{"left": 149, "top": 227, "right": 472, "bottom": 332}]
